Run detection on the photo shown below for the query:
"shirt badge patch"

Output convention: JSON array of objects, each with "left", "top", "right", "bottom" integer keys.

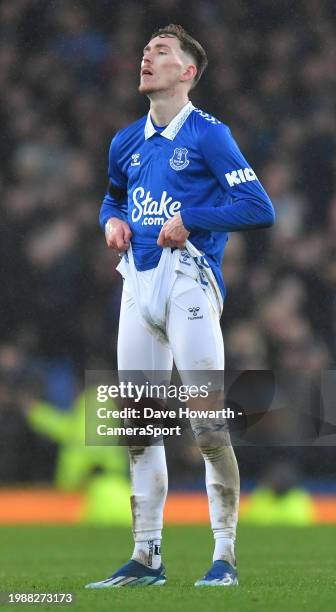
[{"left": 169, "top": 147, "right": 189, "bottom": 171}]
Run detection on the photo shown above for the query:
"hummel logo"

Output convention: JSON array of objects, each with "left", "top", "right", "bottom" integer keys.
[
  {"left": 188, "top": 306, "right": 203, "bottom": 320},
  {"left": 131, "top": 153, "right": 141, "bottom": 166},
  {"left": 189, "top": 306, "right": 199, "bottom": 316}
]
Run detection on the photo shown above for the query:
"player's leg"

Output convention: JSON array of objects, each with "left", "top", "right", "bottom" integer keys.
[
  {"left": 119, "top": 281, "right": 174, "bottom": 569},
  {"left": 118, "top": 285, "right": 173, "bottom": 570},
  {"left": 87, "top": 282, "right": 172, "bottom": 588},
  {"left": 166, "top": 276, "right": 240, "bottom": 586}
]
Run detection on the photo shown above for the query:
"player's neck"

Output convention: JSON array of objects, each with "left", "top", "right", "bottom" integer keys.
[{"left": 149, "top": 94, "right": 190, "bottom": 127}]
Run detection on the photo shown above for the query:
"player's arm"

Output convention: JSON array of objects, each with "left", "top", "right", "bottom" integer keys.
[
  {"left": 99, "top": 134, "right": 132, "bottom": 250},
  {"left": 180, "top": 124, "right": 275, "bottom": 233}
]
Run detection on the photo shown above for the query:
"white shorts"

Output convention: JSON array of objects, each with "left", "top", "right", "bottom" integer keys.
[{"left": 117, "top": 244, "right": 224, "bottom": 373}]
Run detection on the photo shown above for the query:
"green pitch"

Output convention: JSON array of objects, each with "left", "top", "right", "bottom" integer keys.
[{"left": 0, "top": 525, "right": 335, "bottom": 611}]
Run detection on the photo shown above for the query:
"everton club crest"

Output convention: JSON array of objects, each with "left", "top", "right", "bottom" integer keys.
[{"left": 169, "top": 147, "right": 189, "bottom": 171}]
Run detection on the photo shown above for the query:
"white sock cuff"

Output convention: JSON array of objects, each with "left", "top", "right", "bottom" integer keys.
[
  {"left": 134, "top": 531, "right": 162, "bottom": 542},
  {"left": 213, "top": 531, "right": 235, "bottom": 542},
  {"left": 213, "top": 535, "right": 236, "bottom": 565}
]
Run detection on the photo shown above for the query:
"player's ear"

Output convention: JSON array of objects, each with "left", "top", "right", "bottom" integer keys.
[{"left": 181, "top": 63, "right": 197, "bottom": 84}]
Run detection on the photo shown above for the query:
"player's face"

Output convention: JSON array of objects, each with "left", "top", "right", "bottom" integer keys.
[{"left": 139, "top": 36, "right": 189, "bottom": 94}]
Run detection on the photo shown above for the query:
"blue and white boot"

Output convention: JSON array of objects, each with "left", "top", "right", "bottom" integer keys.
[
  {"left": 194, "top": 560, "right": 238, "bottom": 586},
  {"left": 85, "top": 559, "right": 166, "bottom": 588}
]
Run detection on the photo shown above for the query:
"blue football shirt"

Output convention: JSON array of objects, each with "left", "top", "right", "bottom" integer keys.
[{"left": 100, "top": 101, "right": 275, "bottom": 299}]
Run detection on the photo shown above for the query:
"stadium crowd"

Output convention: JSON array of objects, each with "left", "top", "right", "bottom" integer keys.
[{"left": 0, "top": 0, "right": 335, "bottom": 483}]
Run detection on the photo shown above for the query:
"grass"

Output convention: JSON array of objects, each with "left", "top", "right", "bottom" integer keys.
[{"left": 0, "top": 525, "right": 335, "bottom": 611}]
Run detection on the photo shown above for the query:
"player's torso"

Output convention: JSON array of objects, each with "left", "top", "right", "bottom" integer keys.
[{"left": 117, "top": 115, "right": 224, "bottom": 244}]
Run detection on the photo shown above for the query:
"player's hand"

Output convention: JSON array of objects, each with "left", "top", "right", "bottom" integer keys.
[
  {"left": 105, "top": 218, "right": 132, "bottom": 251},
  {"left": 157, "top": 213, "right": 190, "bottom": 248}
]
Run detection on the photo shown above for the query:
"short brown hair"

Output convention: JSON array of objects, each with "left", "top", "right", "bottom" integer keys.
[{"left": 150, "top": 24, "right": 208, "bottom": 87}]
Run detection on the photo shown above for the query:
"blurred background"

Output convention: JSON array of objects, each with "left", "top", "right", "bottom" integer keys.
[{"left": 0, "top": 0, "right": 335, "bottom": 525}]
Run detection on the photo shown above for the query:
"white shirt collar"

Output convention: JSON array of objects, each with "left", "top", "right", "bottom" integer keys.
[{"left": 144, "top": 101, "right": 194, "bottom": 141}]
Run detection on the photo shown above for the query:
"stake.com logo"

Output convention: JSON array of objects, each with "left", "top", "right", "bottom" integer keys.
[{"left": 131, "top": 187, "right": 181, "bottom": 226}]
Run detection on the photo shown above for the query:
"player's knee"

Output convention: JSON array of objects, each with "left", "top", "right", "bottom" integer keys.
[
  {"left": 128, "top": 446, "right": 147, "bottom": 461},
  {"left": 191, "top": 417, "right": 231, "bottom": 454},
  {"left": 199, "top": 445, "right": 228, "bottom": 462}
]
